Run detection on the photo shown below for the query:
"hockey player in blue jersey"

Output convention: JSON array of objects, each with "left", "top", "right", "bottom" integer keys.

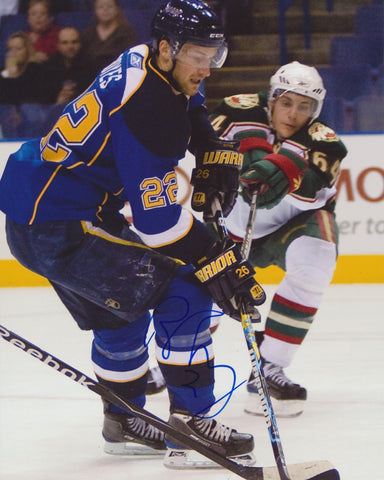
[{"left": 0, "top": 0, "right": 265, "bottom": 469}]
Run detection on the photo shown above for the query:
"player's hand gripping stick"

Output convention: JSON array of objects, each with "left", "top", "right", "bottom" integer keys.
[
  {"left": 191, "top": 138, "right": 243, "bottom": 222},
  {"left": 194, "top": 204, "right": 265, "bottom": 322}
]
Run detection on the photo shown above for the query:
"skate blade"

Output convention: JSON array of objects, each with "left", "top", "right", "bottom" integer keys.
[
  {"left": 245, "top": 393, "right": 305, "bottom": 418},
  {"left": 104, "top": 440, "right": 166, "bottom": 456},
  {"left": 163, "top": 448, "right": 256, "bottom": 469}
]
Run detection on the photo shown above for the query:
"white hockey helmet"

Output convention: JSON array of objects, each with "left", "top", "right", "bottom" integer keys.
[{"left": 268, "top": 61, "right": 326, "bottom": 120}]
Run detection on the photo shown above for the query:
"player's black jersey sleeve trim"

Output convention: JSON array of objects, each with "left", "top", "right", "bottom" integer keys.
[{"left": 153, "top": 216, "right": 216, "bottom": 266}]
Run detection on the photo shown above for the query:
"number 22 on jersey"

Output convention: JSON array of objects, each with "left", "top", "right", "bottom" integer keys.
[
  {"left": 40, "top": 90, "right": 103, "bottom": 163},
  {"left": 140, "top": 172, "right": 178, "bottom": 210}
]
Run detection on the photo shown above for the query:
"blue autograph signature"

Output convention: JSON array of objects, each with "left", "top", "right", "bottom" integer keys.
[{"left": 144, "top": 295, "right": 248, "bottom": 419}]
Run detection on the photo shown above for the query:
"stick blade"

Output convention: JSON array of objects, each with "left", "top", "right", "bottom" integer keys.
[{"left": 261, "top": 461, "right": 339, "bottom": 480}]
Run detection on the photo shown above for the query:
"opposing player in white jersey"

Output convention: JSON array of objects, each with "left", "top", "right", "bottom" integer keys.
[
  {"left": 206, "top": 62, "right": 348, "bottom": 417},
  {"left": 0, "top": 0, "right": 266, "bottom": 469}
]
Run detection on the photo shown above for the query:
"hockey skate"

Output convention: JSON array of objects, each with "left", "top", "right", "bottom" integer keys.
[
  {"left": 245, "top": 359, "right": 307, "bottom": 418},
  {"left": 163, "top": 409, "right": 255, "bottom": 469},
  {"left": 102, "top": 403, "right": 167, "bottom": 455}
]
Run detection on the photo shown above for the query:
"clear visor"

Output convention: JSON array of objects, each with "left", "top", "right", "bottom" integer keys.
[
  {"left": 274, "top": 89, "right": 317, "bottom": 117},
  {"left": 174, "top": 42, "right": 228, "bottom": 69}
]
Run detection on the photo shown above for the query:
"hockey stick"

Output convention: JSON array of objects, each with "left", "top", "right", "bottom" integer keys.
[
  {"left": 213, "top": 192, "right": 338, "bottom": 480},
  {"left": 238, "top": 192, "right": 291, "bottom": 480},
  {"left": 0, "top": 323, "right": 339, "bottom": 480},
  {"left": 240, "top": 190, "right": 258, "bottom": 261}
]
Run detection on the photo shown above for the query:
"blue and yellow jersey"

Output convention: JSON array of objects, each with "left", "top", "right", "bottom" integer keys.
[{"left": 0, "top": 44, "right": 215, "bottom": 263}]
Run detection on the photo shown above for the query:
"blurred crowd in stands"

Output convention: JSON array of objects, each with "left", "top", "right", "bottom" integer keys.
[
  {"left": 0, "top": 0, "right": 252, "bottom": 139},
  {"left": 0, "top": 1, "right": 383, "bottom": 137},
  {"left": 0, "top": 0, "right": 150, "bottom": 138},
  {"left": 0, "top": 0, "right": 251, "bottom": 138}
]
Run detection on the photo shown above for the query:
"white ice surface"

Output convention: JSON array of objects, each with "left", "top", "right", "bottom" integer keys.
[{"left": 0, "top": 284, "right": 383, "bottom": 480}]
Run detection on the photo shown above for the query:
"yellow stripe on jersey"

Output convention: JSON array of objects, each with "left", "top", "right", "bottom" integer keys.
[
  {"left": 29, "top": 165, "right": 63, "bottom": 225},
  {"left": 87, "top": 131, "right": 111, "bottom": 166},
  {"left": 81, "top": 220, "right": 154, "bottom": 250},
  {"left": 81, "top": 220, "right": 183, "bottom": 265},
  {"left": 148, "top": 57, "right": 172, "bottom": 87},
  {"left": 155, "top": 343, "right": 214, "bottom": 366},
  {"left": 95, "top": 192, "right": 109, "bottom": 222},
  {"left": 93, "top": 361, "right": 148, "bottom": 383}
]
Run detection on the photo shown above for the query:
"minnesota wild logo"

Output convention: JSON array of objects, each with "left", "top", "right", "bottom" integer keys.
[
  {"left": 309, "top": 122, "right": 338, "bottom": 142},
  {"left": 225, "top": 94, "right": 260, "bottom": 109}
]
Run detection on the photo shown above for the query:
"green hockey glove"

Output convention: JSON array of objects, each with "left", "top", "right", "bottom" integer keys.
[
  {"left": 240, "top": 149, "right": 308, "bottom": 209},
  {"left": 234, "top": 129, "right": 308, "bottom": 208},
  {"left": 235, "top": 129, "right": 274, "bottom": 170}
]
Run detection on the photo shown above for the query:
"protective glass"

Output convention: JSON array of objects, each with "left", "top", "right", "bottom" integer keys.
[
  {"left": 275, "top": 90, "right": 317, "bottom": 117},
  {"left": 174, "top": 42, "right": 228, "bottom": 69}
]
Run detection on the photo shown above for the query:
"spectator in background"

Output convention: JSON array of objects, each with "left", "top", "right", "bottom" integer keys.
[
  {"left": 26, "top": 0, "right": 60, "bottom": 63},
  {"left": 0, "top": 31, "right": 46, "bottom": 105},
  {"left": 19, "top": 0, "right": 72, "bottom": 15},
  {"left": 81, "top": 0, "right": 138, "bottom": 77},
  {"left": 44, "top": 27, "right": 93, "bottom": 105}
]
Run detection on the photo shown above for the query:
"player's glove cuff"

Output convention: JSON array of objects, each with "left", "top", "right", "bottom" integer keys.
[{"left": 235, "top": 129, "right": 274, "bottom": 155}]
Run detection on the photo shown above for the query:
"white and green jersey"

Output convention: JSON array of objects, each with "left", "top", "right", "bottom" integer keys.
[{"left": 209, "top": 92, "right": 347, "bottom": 239}]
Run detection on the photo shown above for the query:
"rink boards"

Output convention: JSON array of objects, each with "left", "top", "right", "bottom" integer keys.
[{"left": 0, "top": 134, "right": 383, "bottom": 286}]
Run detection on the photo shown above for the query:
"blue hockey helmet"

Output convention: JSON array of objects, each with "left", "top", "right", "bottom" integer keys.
[{"left": 151, "top": 0, "right": 227, "bottom": 68}]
